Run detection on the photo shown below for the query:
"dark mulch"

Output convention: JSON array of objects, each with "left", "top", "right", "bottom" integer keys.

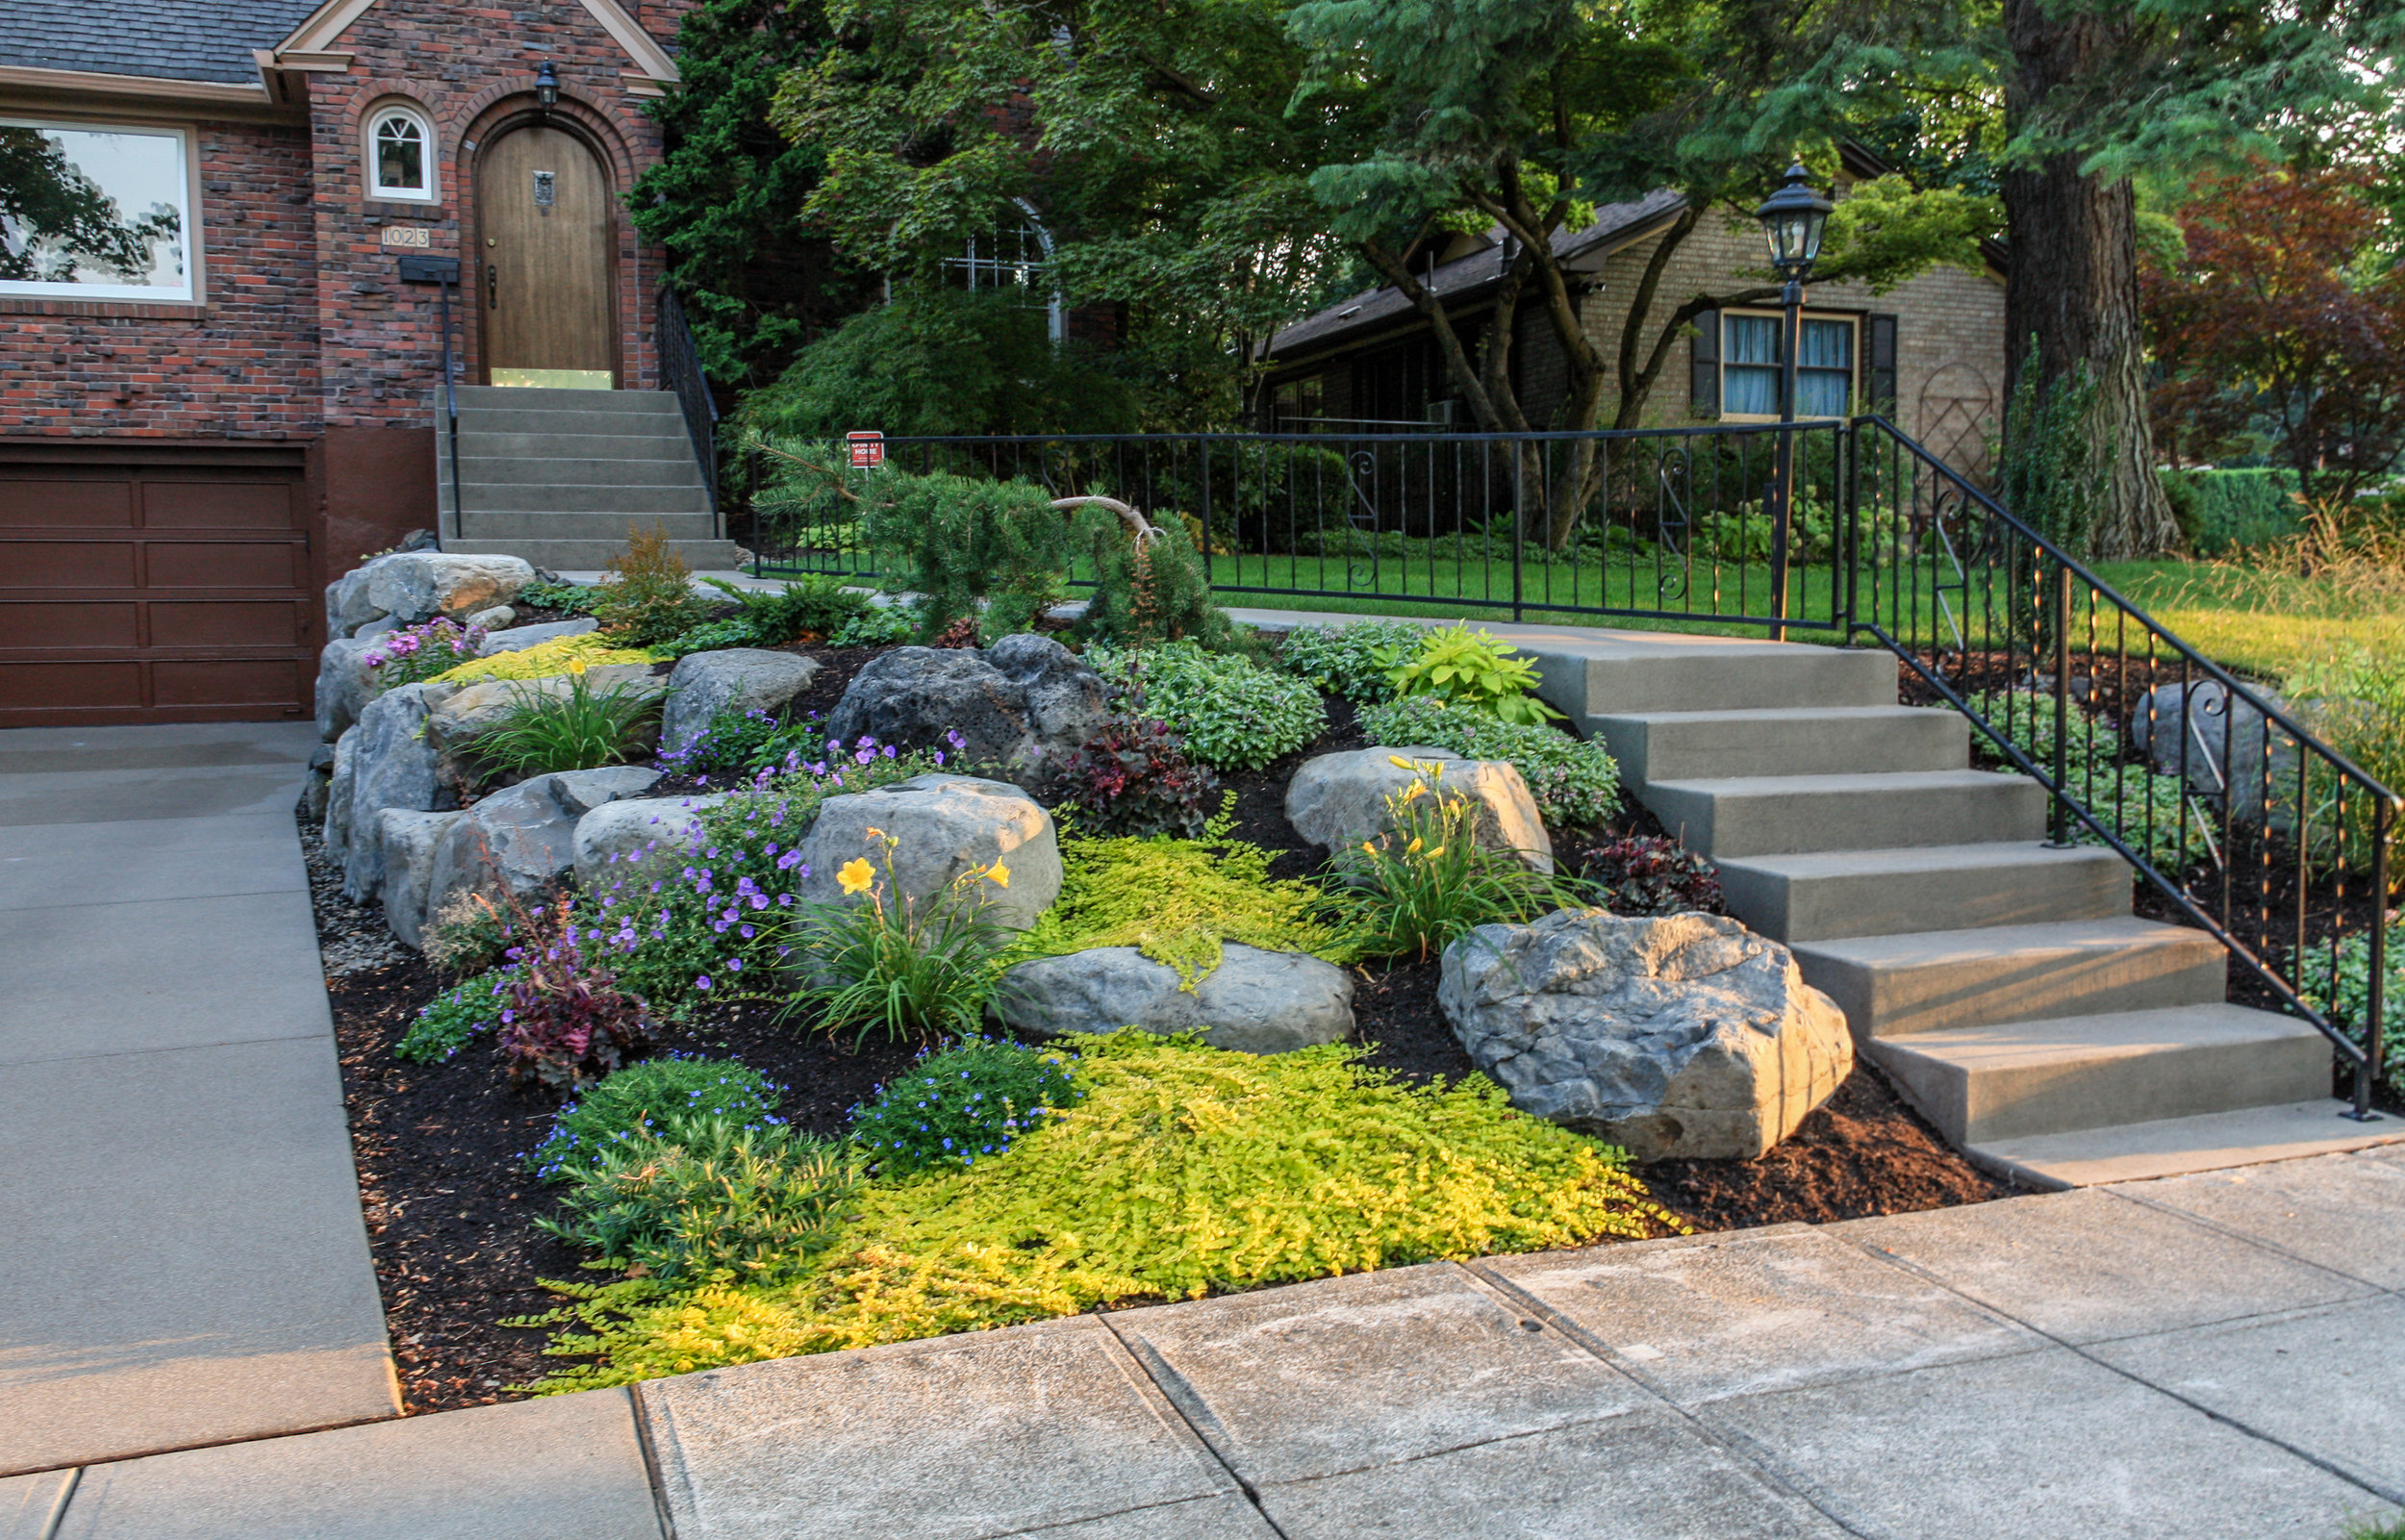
[{"left": 1214, "top": 692, "right": 1364, "bottom": 879}]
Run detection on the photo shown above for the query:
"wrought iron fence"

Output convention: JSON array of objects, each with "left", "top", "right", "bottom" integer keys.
[{"left": 740, "top": 417, "right": 2397, "bottom": 1111}]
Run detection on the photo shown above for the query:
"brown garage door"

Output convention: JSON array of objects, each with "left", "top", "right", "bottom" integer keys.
[{"left": 0, "top": 443, "right": 316, "bottom": 727}]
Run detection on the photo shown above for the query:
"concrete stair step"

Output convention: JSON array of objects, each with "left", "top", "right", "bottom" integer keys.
[
  {"left": 443, "top": 482, "right": 712, "bottom": 515},
  {"left": 1719, "top": 842, "right": 2132, "bottom": 943},
  {"left": 451, "top": 456, "right": 704, "bottom": 487},
  {"left": 451, "top": 409, "right": 689, "bottom": 438},
  {"left": 448, "top": 429, "right": 696, "bottom": 457},
  {"left": 453, "top": 513, "right": 719, "bottom": 541},
  {"left": 1642, "top": 769, "right": 2047, "bottom": 859},
  {"left": 1965, "top": 1098, "right": 2398, "bottom": 1188},
  {"left": 1866, "top": 1004, "right": 2334, "bottom": 1145},
  {"left": 456, "top": 386, "right": 688, "bottom": 415},
  {"left": 1524, "top": 635, "right": 1897, "bottom": 718},
  {"left": 443, "top": 537, "right": 744, "bottom": 570},
  {"left": 1593, "top": 705, "right": 1967, "bottom": 790},
  {"left": 1792, "top": 916, "right": 2229, "bottom": 1039}
]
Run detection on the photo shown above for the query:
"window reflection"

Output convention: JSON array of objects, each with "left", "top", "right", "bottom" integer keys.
[{"left": 0, "top": 121, "right": 190, "bottom": 299}]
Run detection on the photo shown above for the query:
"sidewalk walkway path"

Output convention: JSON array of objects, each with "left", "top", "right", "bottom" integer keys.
[
  {"left": 15, "top": 1144, "right": 2401, "bottom": 1539},
  {"left": 0, "top": 722, "right": 397, "bottom": 1477}
]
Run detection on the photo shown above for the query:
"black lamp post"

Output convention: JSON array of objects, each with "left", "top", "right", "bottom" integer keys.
[
  {"left": 1754, "top": 162, "right": 1833, "bottom": 641},
  {"left": 534, "top": 60, "right": 561, "bottom": 111}
]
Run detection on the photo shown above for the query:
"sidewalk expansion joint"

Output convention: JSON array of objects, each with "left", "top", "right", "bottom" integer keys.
[{"left": 1096, "top": 1311, "right": 1292, "bottom": 1539}]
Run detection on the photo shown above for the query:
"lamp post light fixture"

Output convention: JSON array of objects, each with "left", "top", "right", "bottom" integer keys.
[
  {"left": 534, "top": 60, "right": 561, "bottom": 111},
  {"left": 1753, "top": 162, "right": 1833, "bottom": 642}
]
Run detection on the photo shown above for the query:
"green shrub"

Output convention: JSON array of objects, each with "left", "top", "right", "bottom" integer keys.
[
  {"left": 1010, "top": 830, "right": 1357, "bottom": 984},
  {"left": 827, "top": 606, "right": 916, "bottom": 647},
  {"left": 2159, "top": 467, "right": 2304, "bottom": 553},
  {"left": 780, "top": 828, "right": 1016, "bottom": 1044},
  {"left": 1388, "top": 626, "right": 1565, "bottom": 727},
  {"left": 537, "top": 1123, "right": 863, "bottom": 1284},
  {"left": 847, "top": 1037, "right": 1084, "bottom": 1178},
  {"left": 652, "top": 617, "right": 764, "bottom": 659},
  {"left": 468, "top": 668, "right": 663, "bottom": 777},
  {"left": 1356, "top": 697, "right": 1621, "bottom": 827},
  {"left": 2297, "top": 914, "right": 2405, "bottom": 1099},
  {"left": 2289, "top": 644, "right": 2405, "bottom": 871},
  {"left": 1278, "top": 620, "right": 1422, "bottom": 703},
  {"left": 1333, "top": 758, "right": 1574, "bottom": 962},
  {"left": 861, "top": 471, "right": 1071, "bottom": 641},
  {"left": 526, "top": 1056, "right": 788, "bottom": 1182},
  {"left": 699, "top": 575, "right": 870, "bottom": 644},
  {"left": 517, "top": 578, "right": 605, "bottom": 616},
  {"left": 593, "top": 526, "right": 713, "bottom": 645},
  {"left": 393, "top": 970, "right": 513, "bottom": 1063},
  {"left": 1085, "top": 643, "right": 1325, "bottom": 771},
  {"left": 1075, "top": 512, "right": 1247, "bottom": 653},
  {"left": 518, "top": 1032, "right": 1683, "bottom": 1386}
]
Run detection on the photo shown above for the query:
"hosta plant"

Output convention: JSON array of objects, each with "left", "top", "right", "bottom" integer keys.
[{"left": 1388, "top": 626, "right": 1565, "bottom": 726}]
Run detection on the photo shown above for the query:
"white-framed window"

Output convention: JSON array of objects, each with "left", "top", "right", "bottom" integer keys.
[
  {"left": 367, "top": 105, "right": 437, "bottom": 202},
  {"left": 0, "top": 118, "right": 193, "bottom": 301},
  {"left": 943, "top": 199, "right": 1063, "bottom": 341},
  {"left": 1721, "top": 310, "right": 1857, "bottom": 420}
]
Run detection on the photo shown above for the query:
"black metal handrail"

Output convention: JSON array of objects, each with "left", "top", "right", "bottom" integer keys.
[
  {"left": 1849, "top": 415, "right": 2396, "bottom": 1117},
  {"left": 398, "top": 254, "right": 466, "bottom": 544},
  {"left": 656, "top": 287, "right": 721, "bottom": 534}
]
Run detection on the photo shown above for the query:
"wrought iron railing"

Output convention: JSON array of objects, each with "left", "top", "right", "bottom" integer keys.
[
  {"left": 740, "top": 417, "right": 2395, "bottom": 1113},
  {"left": 655, "top": 287, "right": 721, "bottom": 535}
]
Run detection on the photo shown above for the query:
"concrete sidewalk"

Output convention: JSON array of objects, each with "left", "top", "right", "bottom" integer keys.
[
  {"left": 25, "top": 1145, "right": 2402, "bottom": 1539},
  {"left": 0, "top": 722, "right": 398, "bottom": 1477}
]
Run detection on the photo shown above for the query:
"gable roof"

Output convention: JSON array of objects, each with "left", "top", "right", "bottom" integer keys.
[
  {"left": 0, "top": 0, "right": 320, "bottom": 86},
  {"left": 266, "top": 0, "right": 678, "bottom": 86},
  {"left": 1271, "top": 189, "right": 1688, "bottom": 364}
]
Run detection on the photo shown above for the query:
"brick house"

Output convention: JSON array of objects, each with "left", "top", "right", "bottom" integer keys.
[
  {"left": 1264, "top": 156, "right": 2008, "bottom": 480},
  {"left": 0, "top": 0, "right": 696, "bottom": 725}
]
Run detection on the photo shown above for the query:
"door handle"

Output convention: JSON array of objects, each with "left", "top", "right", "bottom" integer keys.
[{"left": 486, "top": 264, "right": 497, "bottom": 310}]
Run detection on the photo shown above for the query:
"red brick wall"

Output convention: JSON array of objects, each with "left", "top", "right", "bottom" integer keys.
[{"left": 0, "top": 118, "right": 321, "bottom": 441}]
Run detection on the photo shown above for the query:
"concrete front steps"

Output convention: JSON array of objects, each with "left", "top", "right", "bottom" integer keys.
[
  {"left": 1512, "top": 625, "right": 2378, "bottom": 1189},
  {"left": 436, "top": 385, "right": 741, "bottom": 570}
]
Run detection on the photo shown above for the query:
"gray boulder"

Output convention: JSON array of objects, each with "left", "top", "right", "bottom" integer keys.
[
  {"left": 426, "top": 665, "right": 665, "bottom": 756},
  {"left": 572, "top": 793, "right": 733, "bottom": 893},
  {"left": 797, "top": 773, "right": 1059, "bottom": 930},
  {"left": 1438, "top": 908, "right": 1852, "bottom": 1160},
  {"left": 353, "top": 615, "right": 403, "bottom": 644},
  {"left": 338, "top": 682, "right": 462, "bottom": 899},
  {"left": 2133, "top": 680, "right": 2301, "bottom": 825},
  {"left": 823, "top": 633, "right": 1108, "bottom": 787},
  {"left": 322, "top": 729, "right": 359, "bottom": 860},
  {"left": 1287, "top": 745, "right": 1553, "bottom": 872},
  {"left": 476, "top": 617, "right": 599, "bottom": 657},
  {"left": 315, "top": 636, "right": 375, "bottom": 742},
  {"left": 375, "top": 808, "right": 466, "bottom": 947},
  {"left": 467, "top": 605, "right": 516, "bottom": 630},
  {"left": 421, "top": 767, "right": 663, "bottom": 919},
  {"left": 662, "top": 648, "right": 822, "bottom": 753},
  {"left": 992, "top": 944, "right": 1354, "bottom": 1054},
  {"left": 325, "top": 567, "right": 387, "bottom": 639},
  {"left": 365, "top": 552, "right": 536, "bottom": 624},
  {"left": 299, "top": 743, "right": 336, "bottom": 824}
]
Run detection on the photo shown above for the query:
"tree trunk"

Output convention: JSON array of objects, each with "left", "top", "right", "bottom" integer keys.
[{"left": 2002, "top": 0, "right": 2179, "bottom": 559}]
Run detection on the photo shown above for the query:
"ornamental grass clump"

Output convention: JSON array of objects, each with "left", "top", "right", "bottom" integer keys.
[
  {"left": 363, "top": 617, "right": 485, "bottom": 693},
  {"left": 1358, "top": 695, "right": 1621, "bottom": 826},
  {"left": 526, "top": 1056, "right": 789, "bottom": 1182},
  {"left": 1010, "top": 827, "right": 1356, "bottom": 984},
  {"left": 1336, "top": 759, "right": 1575, "bottom": 962},
  {"left": 847, "top": 1037, "right": 1083, "bottom": 1178},
  {"left": 516, "top": 1032, "right": 1684, "bottom": 1389},
  {"left": 780, "top": 828, "right": 1016, "bottom": 1044},
  {"left": 467, "top": 661, "right": 663, "bottom": 776}
]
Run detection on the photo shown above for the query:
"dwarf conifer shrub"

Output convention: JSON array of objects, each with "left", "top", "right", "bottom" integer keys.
[
  {"left": 861, "top": 472, "right": 1069, "bottom": 641},
  {"left": 526, "top": 1056, "right": 789, "bottom": 1181},
  {"left": 594, "top": 525, "right": 713, "bottom": 644},
  {"left": 847, "top": 1037, "right": 1083, "bottom": 1178},
  {"left": 1076, "top": 511, "right": 1247, "bottom": 653},
  {"left": 537, "top": 1123, "right": 863, "bottom": 1284}
]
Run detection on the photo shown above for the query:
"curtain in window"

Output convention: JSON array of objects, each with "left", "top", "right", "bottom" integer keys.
[
  {"left": 1723, "top": 314, "right": 1781, "bottom": 415},
  {"left": 1797, "top": 317, "right": 1853, "bottom": 417}
]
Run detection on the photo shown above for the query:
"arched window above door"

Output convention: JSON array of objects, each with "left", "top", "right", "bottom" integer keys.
[
  {"left": 367, "top": 105, "right": 438, "bottom": 202},
  {"left": 944, "top": 199, "right": 1063, "bottom": 341}
]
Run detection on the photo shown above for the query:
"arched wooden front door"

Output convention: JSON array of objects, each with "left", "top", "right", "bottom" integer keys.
[{"left": 477, "top": 124, "right": 617, "bottom": 388}]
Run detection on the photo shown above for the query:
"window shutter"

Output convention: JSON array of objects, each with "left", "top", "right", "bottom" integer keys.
[
  {"left": 1867, "top": 313, "right": 1899, "bottom": 417},
  {"left": 1689, "top": 310, "right": 1719, "bottom": 417}
]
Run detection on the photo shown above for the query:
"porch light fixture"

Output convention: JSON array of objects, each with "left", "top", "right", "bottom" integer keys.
[
  {"left": 534, "top": 61, "right": 561, "bottom": 109},
  {"left": 1754, "top": 163, "right": 1832, "bottom": 280}
]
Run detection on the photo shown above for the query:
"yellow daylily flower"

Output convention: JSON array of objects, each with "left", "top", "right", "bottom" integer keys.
[
  {"left": 569, "top": 658, "right": 589, "bottom": 676},
  {"left": 1426, "top": 845, "right": 1446, "bottom": 860},
  {"left": 1405, "top": 837, "right": 1423, "bottom": 854},
  {"left": 988, "top": 863, "right": 1011, "bottom": 889},
  {"left": 837, "top": 857, "right": 874, "bottom": 895}
]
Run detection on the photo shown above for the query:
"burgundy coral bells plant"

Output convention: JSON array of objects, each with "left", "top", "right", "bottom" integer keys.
[
  {"left": 1573, "top": 836, "right": 1724, "bottom": 917},
  {"left": 1043, "top": 712, "right": 1219, "bottom": 838},
  {"left": 498, "top": 895, "right": 656, "bottom": 1094}
]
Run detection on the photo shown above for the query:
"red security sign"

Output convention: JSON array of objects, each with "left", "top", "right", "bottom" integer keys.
[{"left": 847, "top": 430, "right": 885, "bottom": 468}]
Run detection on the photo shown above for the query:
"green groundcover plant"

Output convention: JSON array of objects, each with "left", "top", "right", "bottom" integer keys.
[
  {"left": 1084, "top": 642, "right": 1325, "bottom": 771},
  {"left": 846, "top": 1037, "right": 1084, "bottom": 1178},
  {"left": 1278, "top": 619, "right": 1422, "bottom": 704},
  {"left": 2297, "top": 913, "right": 2405, "bottom": 1099},
  {"left": 1358, "top": 696, "right": 1621, "bottom": 827},
  {"left": 537, "top": 1123, "right": 864, "bottom": 1285},
  {"left": 393, "top": 969, "right": 515, "bottom": 1063},
  {"left": 511, "top": 1031, "right": 1684, "bottom": 1389},
  {"left": 525, "top": 1056, "right": 790, "bottom": 1182}
]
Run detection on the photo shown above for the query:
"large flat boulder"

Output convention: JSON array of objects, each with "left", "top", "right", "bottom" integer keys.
[
  {"left": 796, "top": 773, "right": 1059, "bottom": 930},
  {"left": 337, "top": 682, "right": 461, "bottom": 900},
  {"left": 572, "top": 793, "right": 733, "bottom": 892},
  {"left": 823, "top": 633, "right": 1107, "bottom": 788},
  {"left": 1438, "top": 908, "right": 1852, "bottom": 1160},
  {"left": 1286, "top": 745, "right": 1552, "bottom": 872},
  {"left": 992, "top": 944, "right": 1354, "bottom": 1054},
  {"left": 376, "top": 808, "right": 467, "bottom": 947},
  {"left": 421, "top": 767, "right": 663, "bottom": 918},
  {"left": 365, "top": 552, "right": 536, "bottom": 624},
  {"left": 477, "top": 617, "right": 599, "bottom": 657},
  {"left": 325, "top": 567, "right": 386, "bottom": 639},
  {"left": 661, "top": 648, "right": 822, "bottom": 753}
]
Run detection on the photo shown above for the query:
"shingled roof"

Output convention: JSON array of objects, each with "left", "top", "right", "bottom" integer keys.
[{"left": 0, "top": 0, "right": 323, "bottom": 86}]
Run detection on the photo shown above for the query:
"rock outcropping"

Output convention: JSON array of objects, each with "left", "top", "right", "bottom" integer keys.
[
  {"left": 795, "top": 774, "right": 1060, "bottom": 930},
  {"left": 823, "top": 635, "right": 1108, "bottom": 787}
]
